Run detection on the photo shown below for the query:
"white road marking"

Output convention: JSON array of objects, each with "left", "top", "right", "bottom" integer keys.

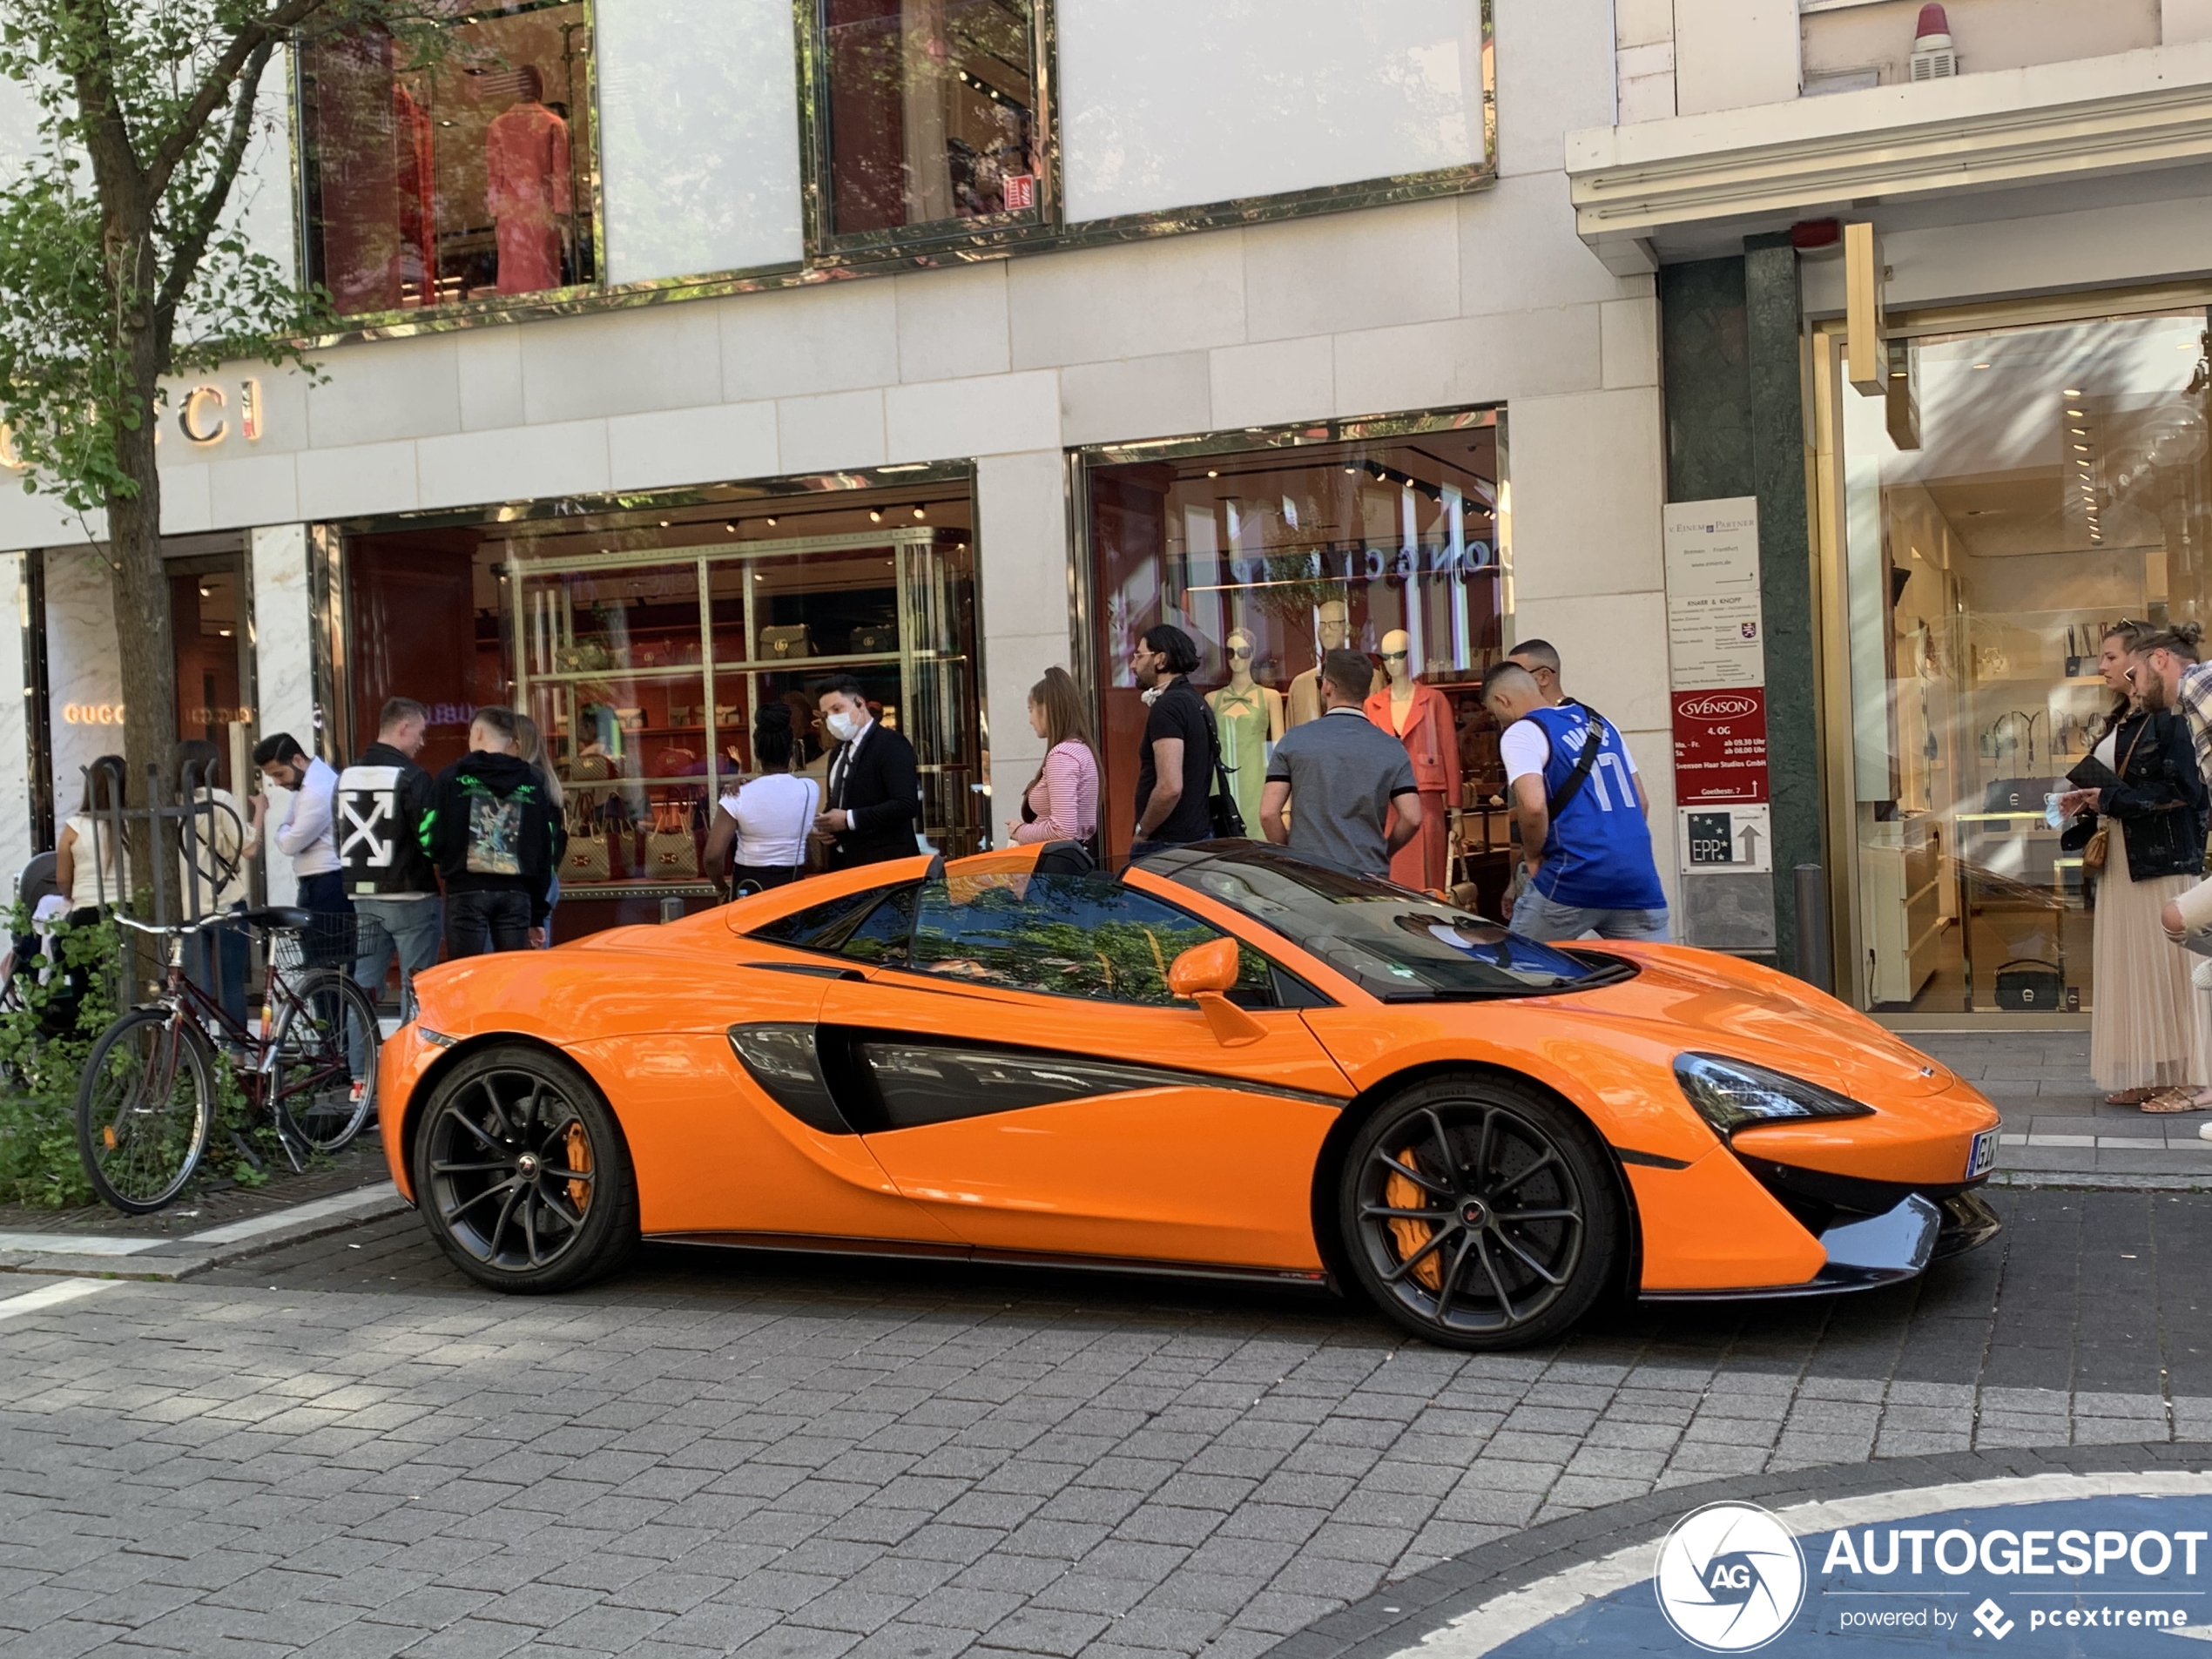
[
  {"left": 0, "top": 1231, "right": 158, "bottom": 1257},
  {"left": 0, "top": 1278, "right": 125, "bottom": 1322}
]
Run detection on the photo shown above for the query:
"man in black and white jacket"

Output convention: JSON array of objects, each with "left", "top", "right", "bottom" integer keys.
[{"left": 338, "top": 697, "right": 442, "bottom": 1011}]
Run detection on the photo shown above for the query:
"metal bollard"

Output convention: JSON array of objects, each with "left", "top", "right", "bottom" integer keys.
[
  {"left": 659, "top": 896, "right": 685, "bottom": 925},
  {"left": 1792, "top": 863, "right": 1832, "bottom": 992}
]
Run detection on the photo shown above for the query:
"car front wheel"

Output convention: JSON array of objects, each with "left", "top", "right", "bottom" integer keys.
[
  {"left": 414, "top": 1047, "right": 639, "bottom": 1293},
  {"left": 1339, "top": 1076, "right": 1621, "bottom": 1350}
]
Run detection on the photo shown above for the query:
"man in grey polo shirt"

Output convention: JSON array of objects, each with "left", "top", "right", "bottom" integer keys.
[{"left": 1260, "top": 647, "right": 1423, "bottom": 877}]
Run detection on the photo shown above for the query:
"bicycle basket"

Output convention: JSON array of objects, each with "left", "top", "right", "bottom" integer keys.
[{"left": 268, "top": 912, "right": 360, "bottom": 973}]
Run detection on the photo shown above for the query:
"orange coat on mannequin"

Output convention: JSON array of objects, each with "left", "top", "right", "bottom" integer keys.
[{"left": 1366, "top": 637, "right": 1459, "bottom": 891}]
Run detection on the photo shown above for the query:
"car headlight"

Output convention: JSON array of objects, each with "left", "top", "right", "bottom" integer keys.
[{"left": 1674, "top": 1052, "right": 1874, "bottom": 1136}]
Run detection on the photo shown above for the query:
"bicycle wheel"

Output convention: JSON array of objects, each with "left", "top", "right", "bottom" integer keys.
[
  {"left": 75, "top": 1009, "right": 213, "bottom": 1213},
  {"left": 270, "top": 969, "right": 380, "bottom": 1154}
]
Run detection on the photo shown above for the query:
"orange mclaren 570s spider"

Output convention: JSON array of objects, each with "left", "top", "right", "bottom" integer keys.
[{"left": 380, "top": 839, "right": 2003, "bottom": 1351}]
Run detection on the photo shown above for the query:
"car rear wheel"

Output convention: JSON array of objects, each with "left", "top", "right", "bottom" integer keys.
[
  {"left": 414, "top": 1047, "right": 639, "bottom": 1293},
  {"left": 1339, "top": 1076, "right": 1621, "bottom": 1350}
]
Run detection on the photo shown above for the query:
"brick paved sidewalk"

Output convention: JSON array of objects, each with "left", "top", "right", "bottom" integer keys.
[
  {"left": 1913, "top": 1031, "right": 2212, "bottom": 1183},
  {"left": 3, "top": 1186, "right": 2209, "bottom": 1659}
]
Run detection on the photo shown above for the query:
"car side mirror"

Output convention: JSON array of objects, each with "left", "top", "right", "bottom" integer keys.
[{"left": 1168, "top": 937, "right": 1265, "bottom": 1048}]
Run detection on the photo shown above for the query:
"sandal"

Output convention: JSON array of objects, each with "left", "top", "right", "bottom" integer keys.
[
  {"left": 2107, "top": 1087, "right": 2164, "bottom": 1105},
  {"left": 2141, "top": 1087, "right": 2212, "bottom": 1113}
]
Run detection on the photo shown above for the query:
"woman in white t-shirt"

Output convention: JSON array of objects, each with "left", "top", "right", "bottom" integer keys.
[
  {"left": 56, "top": 755, "right": 132, "bottom": 920},
  {"left": 704, "top": 704, "right": 819, "bottom": 896}
]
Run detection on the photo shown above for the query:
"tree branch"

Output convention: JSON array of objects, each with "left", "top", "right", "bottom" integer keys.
[
  {"left": 60, "top": 0, "right": 147, "bottom": 235},
  {"left": 142, "top": 0, "right": 338, "bottom": 208},
  {"left": 153, "top": 36, "right": 278, "bottom": 358}
]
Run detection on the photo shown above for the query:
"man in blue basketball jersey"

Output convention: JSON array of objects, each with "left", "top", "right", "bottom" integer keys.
[{"left": 1480, "top": 660, "right": 1670, "bottom": 942}]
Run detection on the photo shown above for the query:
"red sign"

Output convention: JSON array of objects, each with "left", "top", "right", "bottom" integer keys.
[
  {"left": 1673, "top": 687, "right": 1769, "bottom": 803},
  {"left": 1003, "top": 173, "right": 1036, "bottom": 212}
]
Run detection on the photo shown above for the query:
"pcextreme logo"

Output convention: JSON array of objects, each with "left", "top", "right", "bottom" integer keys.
[{"left": 1655, "top": 1502, "right": 1808, "bottom": 1652}]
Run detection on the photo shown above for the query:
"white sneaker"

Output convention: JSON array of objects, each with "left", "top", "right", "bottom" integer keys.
[
  {"left": 2195, "top": 959, "right": 2212, "bottom": 991},
  {"left": 2200, "top": 1121, "right": 2212, "bottom": 1141}
]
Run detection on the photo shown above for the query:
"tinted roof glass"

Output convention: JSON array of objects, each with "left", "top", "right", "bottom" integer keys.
[{"left": 1149, "top": 841, "right": 1629, "bottom": 1001}]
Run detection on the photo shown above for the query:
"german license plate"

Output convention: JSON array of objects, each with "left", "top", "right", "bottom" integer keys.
[{"left": 1966, "top": 1128, "right": 1999, "bottom": 1179}]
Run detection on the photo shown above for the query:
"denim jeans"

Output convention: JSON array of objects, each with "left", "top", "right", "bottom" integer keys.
[
  {"left": 353, "top": 894, "right": 443, "bottom": 1015},
  {"left": 1510, "top": 887, "right": 1672, "bottom": 943},
  {"left": 186, "top": 913, "right": 250, "bottom": 1031},
  {"left": 446, "top": 889, "right": 531, "bottom": 958},
  {"left": 293, "top": 871, "right": 355, "bottom": 968}
]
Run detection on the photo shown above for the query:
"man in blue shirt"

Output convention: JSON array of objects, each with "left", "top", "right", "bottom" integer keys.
[{"left": 1480, "top": 661, "right": 1670, "bottom": 942}]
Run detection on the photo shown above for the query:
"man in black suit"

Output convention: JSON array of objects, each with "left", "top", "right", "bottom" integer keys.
[{"left": 812, "top": 675, "right": 922, "bottom": 868}]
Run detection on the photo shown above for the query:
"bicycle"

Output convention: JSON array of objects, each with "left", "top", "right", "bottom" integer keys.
[{"left": 74, "top": 908, "right": 382, "bottom": 1214}]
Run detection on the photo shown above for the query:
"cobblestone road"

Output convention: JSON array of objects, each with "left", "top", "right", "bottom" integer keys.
[{"left": 3, "top": 1186, "right": 2211, "bottom": 1658}]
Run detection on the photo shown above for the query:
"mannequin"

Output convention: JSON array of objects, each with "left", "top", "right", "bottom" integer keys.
[
  {"left": 484, "top": 66, "right": 571, "bottom": 294},
  {"left": 1366, "top": 629, "right": 1460, "bottom": 891},
  {"left": 1208, "top": 629, "right": 1284, "bottom": 836},
  {"left": 1288, "top": 599, "right": 1384, "bottom": 726}
]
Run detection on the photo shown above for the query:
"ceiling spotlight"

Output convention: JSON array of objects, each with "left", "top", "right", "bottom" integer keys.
[
  {"left": 2070, "top": 428, "right": 2088, "bottom": 436},
  {"left": 765, "top": 516, "right": 777, "bottom": 526},
  {"left": 868, "top": 509, "right": 882, "bottom": 523},
  {"left": 2066, "top": 388, "right": 2084, "bottom": 396},
  {"left": 2074, "top": 444, "right": 2090, "bottom": 452},
  {"left": 1973, "top": 361, "right": 1992, "bottom": 370},
  {"left": 2067, "top": 407, "right": 2086, "bottom": 416},
  {"left": 912, "top": 505, "right": 926, "bottom": 520},
  {"left": 658, "top": 520, "right": 670, "bottom": 528},
  {"left": 197, "top": 583, "right": 212, "bottom": 598},
  {"left": 1206, "top": 469, "right": 1219, "bottom": 479},
  {"left": 724, "top": 523, "right": 737, "bottom": 533}
]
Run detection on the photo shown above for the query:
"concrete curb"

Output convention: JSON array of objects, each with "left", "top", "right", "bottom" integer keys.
[{"left": 0, "top": 1183, "right": 405, "bottom": 1282}]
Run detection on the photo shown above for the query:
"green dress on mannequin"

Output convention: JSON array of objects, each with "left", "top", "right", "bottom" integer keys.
[{"left": 1208, "top": 631, "right": 1283, "bottom": 836}]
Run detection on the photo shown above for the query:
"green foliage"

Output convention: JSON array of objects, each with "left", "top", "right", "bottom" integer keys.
[
  {"left": 0, "top": 0, "right": 426, "bottom": 510},
  {"left": 0, "top": 907, "right": 120, "bottom": 1209}
]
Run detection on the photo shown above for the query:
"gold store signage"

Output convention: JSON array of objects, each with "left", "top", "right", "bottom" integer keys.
[{"left": 0, "top": 376, "right": 266, "bottom": 472}]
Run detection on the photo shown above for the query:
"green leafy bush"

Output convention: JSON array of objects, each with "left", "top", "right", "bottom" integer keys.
[{"left": 0, "top": 907, "right": 121, "bottom": 1209}]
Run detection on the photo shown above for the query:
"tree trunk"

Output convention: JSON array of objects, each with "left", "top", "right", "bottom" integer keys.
[{"left": 107, "top": 328, "right": 179, "bottom": 921}]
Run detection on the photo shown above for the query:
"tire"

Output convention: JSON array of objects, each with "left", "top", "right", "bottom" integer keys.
[
  {"left": 412, "top": 1046, "right": 639, "bottom": 1293},
  {"left": 271, "top": 970, "right": 380, "bottom": 1155},
  {"left": 1338, "top": 1075, "right": 1622, "bottom": 1351},
  {"left": 76, "top": 1010, "right": 214, "bottom": 1214}
]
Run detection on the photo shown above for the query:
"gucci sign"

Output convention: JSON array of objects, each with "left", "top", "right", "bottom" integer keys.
[
  {"left": 64, "top": 703, "right": 126, "bottom": 725},
  {"left": 0, "top": 377, "right": 266, "bottom": 472}
]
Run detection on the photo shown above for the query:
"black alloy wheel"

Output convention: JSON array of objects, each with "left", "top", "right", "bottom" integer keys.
[
  {"left": 1340, "top": 1076, "right": 1620, "bottom": 1350},
  {"left": 415, "top": 1048, "right": 638, "bottom": 1293}
]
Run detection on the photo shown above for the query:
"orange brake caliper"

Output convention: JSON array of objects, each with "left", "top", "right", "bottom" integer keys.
[
  {"left": 1385, "top": 1162, "right": 1444, "bottom": 1292},
  {"left": 566, "top": 1123, "right": 592, "bottom": 1213}
]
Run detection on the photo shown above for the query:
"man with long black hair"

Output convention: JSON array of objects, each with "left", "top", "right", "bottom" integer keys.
[{"left": 1129, "top": 624, "right": 1216, "bottom": 856}]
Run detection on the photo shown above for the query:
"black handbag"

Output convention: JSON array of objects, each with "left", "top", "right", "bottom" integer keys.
[
  {"left": 1993, "top": 959, "right": 2064, "bottom": 1010},
  {"left": 1984, "top": 777, "right": 2060, "bottom": 814},
  {"left": 1200, "top": 702, "right": 1245, "bottom": 839}
]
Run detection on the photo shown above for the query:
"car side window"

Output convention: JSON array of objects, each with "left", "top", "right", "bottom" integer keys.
[
  {"left": 750, "top": 884, "right": 911, "bottom": 958},
  {"left": 840, "top": 886, "right": 918, "bottom": 967},
  {"left": 907, "top": 873, "right": 1277, "bottom": 1007}
]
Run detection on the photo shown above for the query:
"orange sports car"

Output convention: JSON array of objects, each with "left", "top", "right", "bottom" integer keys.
[{"left": 379, "top": 840, "right": 2003, "bottom": 1352}]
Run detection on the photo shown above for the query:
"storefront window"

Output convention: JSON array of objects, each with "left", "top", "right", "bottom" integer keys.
[
  {"left": 1084, "top": 414, "right": 1509, "bottom": 896},
  {"left": 169, "top": 556, "right": 251, "bottom": 753},
  {"left": 819, "top": 0, "right": 1042, "bottom": 240},
  {"left": 1842, "top": 309, "right": 2212, "bottom": 1014},
  {"left": 302, "top": 4, "right": 597, "bottom": 316},
  {"left": 340, "top": 479, "right": 981, "bottom": 935}
]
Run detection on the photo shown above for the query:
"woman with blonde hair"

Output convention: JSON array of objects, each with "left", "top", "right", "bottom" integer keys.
[
  {"left": 2058, "top": 620, "right": 2210, "bottom": 1109},
  {"left": 1010, "top": 666, "right": 1101, "bottom": 850}
]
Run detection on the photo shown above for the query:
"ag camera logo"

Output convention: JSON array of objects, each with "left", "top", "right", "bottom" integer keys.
[{"left": 1656, "top": 1501, "right": 1807, "bottom": 1651}]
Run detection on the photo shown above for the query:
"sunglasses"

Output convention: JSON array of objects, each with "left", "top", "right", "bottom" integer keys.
[
  {"left": 1380, "top": 650, "right": 1408, "bottom": 661},
  {"left": 1228, "top": 644, "right": 1253, "bottom": 659}
]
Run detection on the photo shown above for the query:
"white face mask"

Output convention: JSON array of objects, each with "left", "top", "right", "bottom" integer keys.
[{"left": 825, "top": 710, "right": 860, "bottom": 743}]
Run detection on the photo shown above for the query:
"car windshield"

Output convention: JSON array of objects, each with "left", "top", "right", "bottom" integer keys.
[{"left": 1147, "top": 842, "right": 1633, "bottom": 1001}]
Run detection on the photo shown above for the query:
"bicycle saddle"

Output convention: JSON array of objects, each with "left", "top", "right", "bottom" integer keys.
[{"left": 239, "top": 907, "right": 315, "bottom": 930}]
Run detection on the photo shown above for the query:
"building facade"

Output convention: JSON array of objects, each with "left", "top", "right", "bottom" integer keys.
[
  {"left": 1581, "top": 0, "right": 2212, "bottom": 1024},
  {"left": 20, "top": 2, "right": 2205, "bottom": 1027},
  {"left": 0, "top": 0, "right": 1671, "bottom": 939}
]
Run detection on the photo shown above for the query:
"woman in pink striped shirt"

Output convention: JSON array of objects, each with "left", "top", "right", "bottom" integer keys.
[{"left": 1010, "top": 666, "right": 1101, "bottom": 849}]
